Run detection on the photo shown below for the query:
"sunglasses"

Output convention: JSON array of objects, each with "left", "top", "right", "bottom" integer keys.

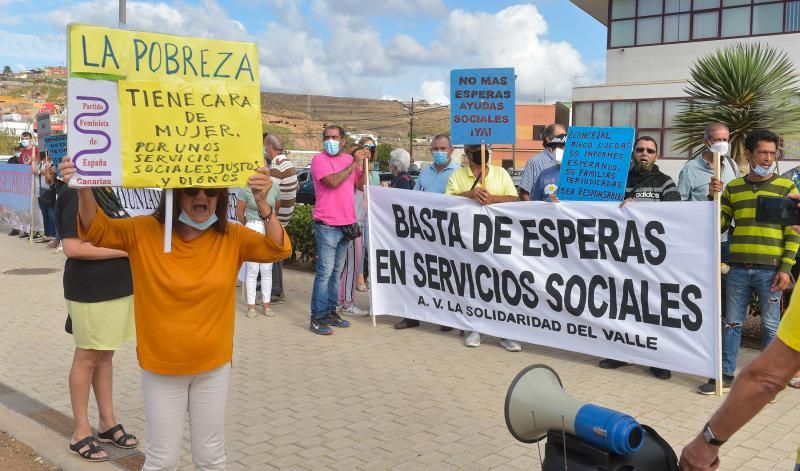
[
  {"left": 183, "top": 188, "right": 222, "bottom": 197},
  {"left": 635, "top": 147, "right": 657, "bottom": 155},
  {"left": 362, "top": 144, "right": 376, "bottom": 151}
]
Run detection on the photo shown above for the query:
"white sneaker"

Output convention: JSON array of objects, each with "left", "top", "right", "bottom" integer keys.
[
  {"left": 499, "top": 339, "right": 522, "bottom": 352},
  {"left": 53, "top": 242, "right": 63, "bottom": 254},
  {"left": 341, "top": 304, "right": 369, "bottom": 316},
  {"left": 465, "top": 332, "right": 481, "bottom": 347}
]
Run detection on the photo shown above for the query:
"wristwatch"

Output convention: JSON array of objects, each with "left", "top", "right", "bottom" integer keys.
[
  {"left": 702, "top": 423, "right": 726, "bottom": 446},
  {"left": 259, "top": 207, "right": 273, "bottom": 223}
]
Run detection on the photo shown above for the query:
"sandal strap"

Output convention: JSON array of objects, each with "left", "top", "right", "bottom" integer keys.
[
  {"left": 100, "top": 423, "right": 137, "bottom": 445},
  {"left": 98, "top": 423, "right": 124, "bottom": 439},
  {"left": 71, "top": 436, "right": 103, "bottom": 458}
]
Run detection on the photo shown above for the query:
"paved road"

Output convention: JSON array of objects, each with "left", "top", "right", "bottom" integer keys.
[{"left": 1, "top": 234, "right": 799, "bottom": 470}]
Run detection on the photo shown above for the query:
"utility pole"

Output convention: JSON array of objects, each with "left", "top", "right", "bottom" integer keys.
[
  {"left": 409, "top": 97, "right": 414, "bottom": 162},
  {"left": 119, "top": 0, "right": 126, "bottom": 26}
]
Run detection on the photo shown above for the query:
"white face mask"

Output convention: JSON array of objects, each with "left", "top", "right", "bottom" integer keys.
[
  {"left": 709, "top": 142, "right": 729, "bottom": 156},
  {"left": 553, "top": 148, "right": 564, "bottom": 165}
]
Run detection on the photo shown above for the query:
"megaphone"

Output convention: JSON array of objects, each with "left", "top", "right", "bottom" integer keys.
[{"left": 504, "top": 364, "right": 643, "bottom": 455}]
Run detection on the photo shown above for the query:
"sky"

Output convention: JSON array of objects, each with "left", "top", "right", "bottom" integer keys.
[{"left": 0, "top": 0, "right": 607, "bottom": 104}]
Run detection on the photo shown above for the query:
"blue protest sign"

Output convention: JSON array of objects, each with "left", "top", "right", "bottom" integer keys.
[
  {"left": 556, "top": 126, "right": 635, "bottom": 201},
  {"left": 44, "top": 134, "right": 68, "bottom": 177},
  {"left": 450, "top": 68, "right": 515, "bottom": 145}
]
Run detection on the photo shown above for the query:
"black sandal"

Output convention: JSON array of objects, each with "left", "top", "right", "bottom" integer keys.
[
  {"left": 69, "top": 436, "right": 108, "bottom": 462},
  {"left": 97, "top": 423, "right": 138, "bottom": 449}
]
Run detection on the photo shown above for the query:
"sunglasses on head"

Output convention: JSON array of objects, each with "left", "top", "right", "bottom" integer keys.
[
  {"left": 636, "top": 147, "right": 657, "bottom": 155},
  {"left": 183, "top": 188, "right": 221, "bottom": 197}
]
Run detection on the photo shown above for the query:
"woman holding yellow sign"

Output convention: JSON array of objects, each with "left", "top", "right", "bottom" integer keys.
[{"left": 59, "top": 157, "right": 291, "bottom": 470}]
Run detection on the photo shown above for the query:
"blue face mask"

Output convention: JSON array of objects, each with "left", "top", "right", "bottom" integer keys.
[
  {"left": 432, "top": 151, "right": 449, "bottom": 165},
  {"left": 178, "top": 211, "right": 218, "bottom": 231},
  {"left": 324, "top": 139, "right": 340, "bottom": 156},
  {"left": 751, "top": 161, "right": 776, "bottom": 177}
]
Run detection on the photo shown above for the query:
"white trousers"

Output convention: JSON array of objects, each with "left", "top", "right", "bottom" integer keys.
[
  {"left": 245, "top": 220, "right": 273, "bottom": 305},
  {"left": 141, "top": 364, "right": 230, "bottom": 471}
]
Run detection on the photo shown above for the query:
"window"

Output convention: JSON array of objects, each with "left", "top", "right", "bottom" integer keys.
[
  {"left": 665, "top": 0, "right": 692, "bottom": 13},
  {"left": 612, "top": 102, "right": 636, "bottom": 127},
  {"left": 610, "top": 19, "right": 636, "bottom": 46},
  {"left": 721, "top": 7, "right": 751, "bottom": 36},
  {"left": 612, "top": 0, "right": 636, "bottom": 19},
  {"left": 533, "top": 125, "right": 545, "bottom": 141},
  {"left": 693, "top": 11, "right": 720, "bottom": 38},
  {"left": 664, "top": 13, "right": 691, "bottom": 41},
  {"left": 637, "top": 17, "right": 663, "bottom": 44},
  {"left": 663, "top": 99, "right": 686, "bottom": 127},
  {"left": 574, "top": 103, "right": 592, "bottom": 126},
  {"left": 638, "top": 0, "right": 663, "bottom": 16},
  {"left": 694, "top": 0, "right": 721, "bottom": 8},
  {"left": 723, "top": 0, "right": 750, "bottom": 5},
  {"left": 593, "top": 102, "right": 611, "bottom": 127},
  {"left": 753, "top": 3, "right": 784, "bottom": 34},
  {"left": 664, "top": 129, "right": 690, "bottom": 158},
  {"left": 788, "top": 1, "right": 800, "bottom": 31},
  {"left": 638, "top": 100, "right": 663, "bottom": 128}
]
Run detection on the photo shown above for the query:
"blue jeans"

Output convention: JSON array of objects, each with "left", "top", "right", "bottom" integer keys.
[
  {"left": 720, "top": 240, "right": 730, "bottom": 319},
  {"left": 722, "top": 266, "right": 782, "bottom": 377},
  {"left": 37, "top": 197, "right": 56, "bottom": 238},
  {"left": 310, "top": 223, "right": 351, "bottom": 320}
]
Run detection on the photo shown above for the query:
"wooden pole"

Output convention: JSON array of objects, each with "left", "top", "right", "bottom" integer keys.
[
  {"left": 713, "top": 151, "right": 723, "bottom": 397},
  {"left": 29, "top": 173, "right": 34, "bottom": 244},
  {"left": 480, "top": 143, "right": 486, "bottom": 188}
]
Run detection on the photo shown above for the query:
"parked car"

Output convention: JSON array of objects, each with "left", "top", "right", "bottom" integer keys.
[{"left": 507, "top": 168, "right": 523, "bottom": 189}]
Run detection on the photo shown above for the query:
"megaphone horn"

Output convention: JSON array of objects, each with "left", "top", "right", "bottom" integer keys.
[{"left": 504, "top": 364, "right": 643, "bottom": 455}]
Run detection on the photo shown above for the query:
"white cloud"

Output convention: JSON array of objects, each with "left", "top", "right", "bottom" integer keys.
[
  {"left": 0, "top": 31, "right": 65, "bottom": 63},
  {"left": 311, "top": 0, "right": 446, "bottom": 17},
  {"left": 417, "top": 80, "right": 448, "bottom": 105}
]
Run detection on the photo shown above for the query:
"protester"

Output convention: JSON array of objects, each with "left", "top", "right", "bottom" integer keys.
[
  {"left": 7, "top": 145, "right": 24, "bottom": 236},
  {"left": 237, "top": 160, "right": 281, "bottom": 318},
  {"left": 388, "top": 148, "right": 414, "bottom": 189},
  {"left": 32, "top": 154, "right": 56, "bottom": 243},
  {"left": 518, "top": 124, "right": 566, "bottom": 200},
  {"left": 264, "top": 132, "right": 298, "bottom": 305},
  {"left": 395, "top": 134, "right": 460, "bottom": 331},
  {"left": 680, "top": 188, "right": 800, "bottom": 469},
  {"left": 338, "top": 141, "right": 374, "bottom": 317},
  {"left": 59, "top": 157, "right": 290, "bottom": 470},
  {"left": 56, "top": 181, "right": 137, "bottom": 463},
  {"left": 18, "top": 131, "right": 36, "bottom": 165},
  {"left": 529, "top": 133, "right": 567, "bottom": 201},
  {"left": 309, "top": 125, "right": 367, "bottom": 335},
  {"left": 44, "top": 164, "right": 63, "bottom": 250},
  {"left": 445, "top": 144, "right": 521, "bottom": 351},
  {"left": 596, "top": 136, "right": 680, "bottom": 379},
  {"left": 697, "top": 128, "right": 800, "bottom": 395}
]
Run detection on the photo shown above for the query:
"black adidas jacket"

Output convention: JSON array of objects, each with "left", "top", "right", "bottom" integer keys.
[{"left": 624, "top": 164, "right": 681, "bottom": 202}]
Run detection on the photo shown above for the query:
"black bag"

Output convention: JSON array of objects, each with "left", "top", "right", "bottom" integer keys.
[
  {"left": 40, "top": 187, "right": 56, "bottom": 208},
  {"left": 65, "top": 314, "right": 73, "bottom": 335},
  {"left": 340, "top": 222, "right": 362, "bottom": 240}
]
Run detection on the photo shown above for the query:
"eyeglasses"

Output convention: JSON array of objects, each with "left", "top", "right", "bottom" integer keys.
[
  {"left": 362, "top": 144, "right": 376, "bottom": 151},
  {"left": 547, "top": 143, "right": 566, "bottom": 149},
  {"left": 635, "top": 147, "right": 657, "bottom": 155},
  {"left": 183, "top": 188, "right": 222, "bottom": 197}
]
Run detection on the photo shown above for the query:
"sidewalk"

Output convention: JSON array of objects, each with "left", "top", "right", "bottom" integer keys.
[{"left": 1, "top": 233, "right": 799, "bottom": 470}]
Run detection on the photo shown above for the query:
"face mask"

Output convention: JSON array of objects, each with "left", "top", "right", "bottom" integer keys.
[
  {"left": 20, "top": 139, "right": 30, "bottom": 148},
  {"left": 635, "top": 160, "right": 655, "bottom": 172},
  {"left": 751, "top": 161, "right": 776, "bottom": 177},
  {"left": 710, "top": 142, "right": 729, "bottom": 156},
  {"left": 553, "top": 148, "right": 564, "bottom": 165},
  {"left": 324, "top": 139, "right": 340, "bottom": 156},
  {"left": 178, "top": 211, "right": 218, "bottom": 231},
  {"left": 432, "top": 151, "right": 449, "bottom": 165}
]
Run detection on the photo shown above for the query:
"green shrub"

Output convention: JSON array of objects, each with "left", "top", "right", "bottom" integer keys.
[{"left": 285, "top": 204, "right": 316, "bottom": 264}]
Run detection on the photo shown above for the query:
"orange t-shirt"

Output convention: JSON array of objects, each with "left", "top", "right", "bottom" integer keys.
[{"left": 80, "top": 209, "right": 292, "bottom": 375}]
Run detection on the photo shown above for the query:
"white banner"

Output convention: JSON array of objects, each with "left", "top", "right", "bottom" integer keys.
[
  {"left": 368, "top": 187, "right": 720, "bottom": 378},
  {"left": 112, "top": 187, "right": 241, "bottom": 222}
]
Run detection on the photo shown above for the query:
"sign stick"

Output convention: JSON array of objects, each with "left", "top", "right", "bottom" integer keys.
[
  {"left": 29, "top": 173, "right": 35, "bottom": 244},
  {"left": 480, "top": 143, "right": 486, "bottom": 188},
  {"left": 713, "top": 151, "right": 723, "bottom": 396},
  {"left": 164, "top": 189, "right": 173, "bottom": 253}
]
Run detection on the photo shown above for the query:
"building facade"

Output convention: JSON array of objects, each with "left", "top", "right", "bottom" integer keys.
[
  {"left": 492, "top": 103, "right": 570, "bottom": 169},
  {"left": 570, "top": 0, "right": 800, "bottom": 176}
]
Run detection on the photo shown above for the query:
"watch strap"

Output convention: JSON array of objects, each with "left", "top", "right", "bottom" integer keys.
[{"left": 703, "top": 423, "right": 726, "bottom": 446}]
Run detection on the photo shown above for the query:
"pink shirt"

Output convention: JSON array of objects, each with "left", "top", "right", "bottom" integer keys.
[{"left": 311, "top": 152, "right": 362, "bottom": 225}]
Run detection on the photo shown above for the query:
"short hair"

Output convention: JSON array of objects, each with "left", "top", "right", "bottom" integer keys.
[
  {"left": 21, "top": 131, "right": 32, "bottom": 139},
  {"left": 389, "top": 148, "right": 411, "bottom": 173},
  {"left": 322, "top": 125, "right": 345, "bottom": 139},
  {"left": 430, "top": 134, "right": 451, "bottom": 147},
  {"left": 704, "top": 122, "right": 729, "bottom": 141},
  {"left": 744, "top": 128, "right": 780, "bottom": 153},
  {"left": 543, "top": 123, "right": 566, "bottom": 141},
  {"left": 634, "top": 135, "right": 658, "bottom": 153},
  {"left": 264, "top": 133, "right": 283, "bottom": 152}
]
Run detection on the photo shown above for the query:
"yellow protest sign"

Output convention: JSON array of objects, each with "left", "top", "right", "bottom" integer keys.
[{"left": 67, "top": 23, "right": 262, "bottom": 188}]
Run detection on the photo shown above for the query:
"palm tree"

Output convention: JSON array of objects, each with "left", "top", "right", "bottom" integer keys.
[{"left": 673, "top": 43, "right": 800, "bottom": 164}]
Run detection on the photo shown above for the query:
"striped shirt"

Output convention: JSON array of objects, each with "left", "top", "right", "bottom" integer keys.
[
  {"left": 269, "top": 154, "right": 298, "bottom": 225},
  {"left": 519, "top": 149, "right": 556, "bottom": 195},
  {"left": 721, "top": 174, "right": 800, "bottom": 273}
]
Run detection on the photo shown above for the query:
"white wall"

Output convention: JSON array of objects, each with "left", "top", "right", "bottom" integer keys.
[{"left": 606, "top": 34, "right": 800, "bottom": 84}]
